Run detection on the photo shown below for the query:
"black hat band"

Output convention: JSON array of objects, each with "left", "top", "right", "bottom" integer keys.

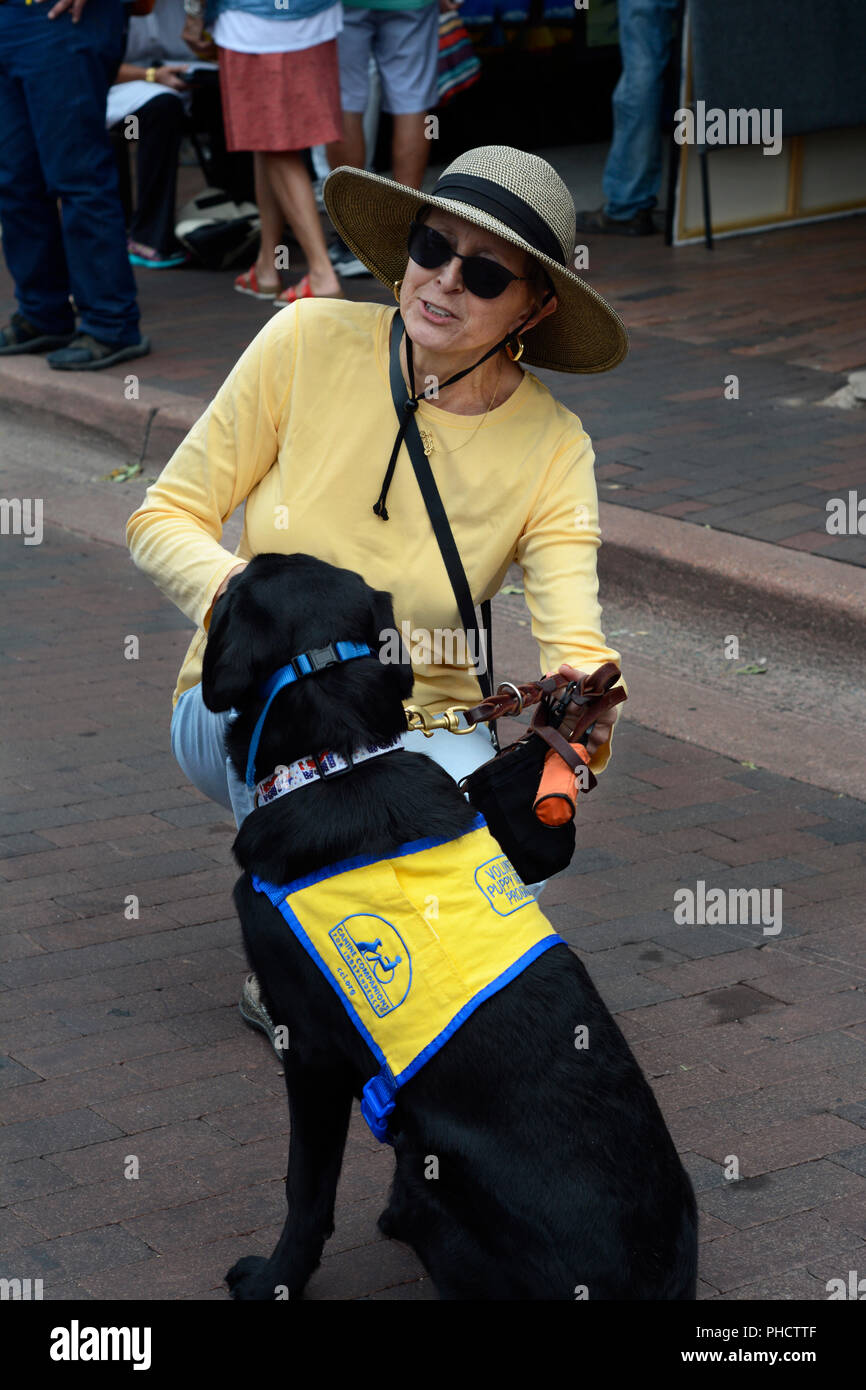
[{"left": 431, "top": 173, "right": 567, "bottom": 267}]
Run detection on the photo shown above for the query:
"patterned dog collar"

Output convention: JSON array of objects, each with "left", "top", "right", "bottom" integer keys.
[{"left": 254, "top": 735, "right": 405, "bottom": 808}]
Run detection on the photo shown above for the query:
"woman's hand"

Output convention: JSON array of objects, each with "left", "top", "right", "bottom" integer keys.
[
  {"left": 183, "top": 15, "right": 214, "bottom": 56},
  {"left": 115, "top": 62, "right": 190, "bottom": 88},
  {"left": 214, "top": 562, "right": 248, "bottom": 603},
  {"left": 206, "top": 563, "right": 247, "bottom": 632},
  {"left": 156, "top": 64, "right": 190, "bottom": 91},
  {"left": 39, "top": 0, "right": 87, "bottom": 23},
  {"left": 549, "top": 662, "right": 621, "bottom": 759}
]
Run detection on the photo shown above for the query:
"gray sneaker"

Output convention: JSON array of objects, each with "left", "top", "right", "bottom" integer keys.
[
  {"left": 574, "top": 206, "right": 657, "bottom": 237},
  {"left": 239, "top": 972, "right": 282, "bottom": 1054},
  {"left": 328, "top": 233, "right": 370, "bottom": 278}
]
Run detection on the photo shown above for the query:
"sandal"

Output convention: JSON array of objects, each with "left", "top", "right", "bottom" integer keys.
[
  {"left": 234, "top": 265, "right": 280, "bottom": 300},
  {"left": 0, "top": 311, "right": 76, "bottom": 356},
  {"left": 272, "top": 274, "right": 344, "bottom": 307},
  {"left": 128, "top": 240, "right": 188, "bottom": 270}
]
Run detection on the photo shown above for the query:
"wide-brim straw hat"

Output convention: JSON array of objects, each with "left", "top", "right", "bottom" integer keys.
[{"left": 323, "top": 145, "right": 628, "bottom": 375}]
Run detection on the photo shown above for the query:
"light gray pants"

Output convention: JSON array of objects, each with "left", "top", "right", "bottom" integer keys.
[
  {"left": 170, "top": 681, "right": 498, "bottom": 831},
  {"left": 169, "top": 682, "right": 547, "bottom": 897}
]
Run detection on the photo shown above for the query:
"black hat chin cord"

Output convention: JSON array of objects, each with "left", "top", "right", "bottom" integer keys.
[{"left": 373, "top": 296, "right": 551, "bottom": 521}]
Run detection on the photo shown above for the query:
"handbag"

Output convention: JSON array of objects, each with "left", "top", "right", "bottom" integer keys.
[
  {"left": 175, "top": 188, "right": 261, "bottom": 271},
  {"left": 387, "top": 312, "right": 625, "bottom": 883}
]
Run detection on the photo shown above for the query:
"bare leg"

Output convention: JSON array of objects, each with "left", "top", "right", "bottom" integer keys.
[
  {"left": 391, "top": 111, "right": 429, "bottom": 190},
  {"left": 252, "top": 152, "right": 282, "bottom": 292},
  {"left": 262, "top": 150, "right": 341, "bottom": 295},
  {"left": 326, "top": 111, "right": 365, "bottom": 171}
]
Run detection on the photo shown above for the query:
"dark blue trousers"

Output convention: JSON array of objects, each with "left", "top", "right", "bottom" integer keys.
[{"left": 0, "top": 0, "right": 140, "bottom": 343}]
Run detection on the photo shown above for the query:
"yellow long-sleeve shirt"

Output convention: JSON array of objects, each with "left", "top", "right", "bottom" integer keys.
[{"left": 126, "top": 298, "right": 624, "bottom": 770}]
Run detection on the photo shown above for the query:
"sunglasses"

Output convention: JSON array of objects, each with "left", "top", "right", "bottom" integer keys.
[{"left": 407, "top": 219, "right": 531, "bottom": 299}]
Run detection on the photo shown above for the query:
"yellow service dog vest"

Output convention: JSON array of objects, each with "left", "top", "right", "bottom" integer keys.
[{"left": 251, "top": 813, "right": 563, "bottom": 1141}]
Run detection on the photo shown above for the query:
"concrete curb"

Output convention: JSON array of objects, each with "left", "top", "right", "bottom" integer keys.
[
  {"left": 597, "top": 503, "right": 866, "bottom": 643},
  {"left": 2, "top": 357, "right": 863, "bottom": 635},
  {"left": 0, "top": 355, "right": 202, "bottom": 467}
]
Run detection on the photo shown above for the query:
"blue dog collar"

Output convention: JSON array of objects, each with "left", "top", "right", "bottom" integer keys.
[{"left": 244, "top": 641, "right": 373, "bottom": 789}]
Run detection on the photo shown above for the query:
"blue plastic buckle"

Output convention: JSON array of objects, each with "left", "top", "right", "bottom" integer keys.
[{"left": 361, "top": 1073, "right": 396, "bottom": 1144}]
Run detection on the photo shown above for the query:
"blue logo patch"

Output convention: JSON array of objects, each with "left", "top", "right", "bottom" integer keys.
[
  {"left": 329, "top": 913, "right": 412, "bottom": 1017},
  {"left": 474, "top": 856, "right": 533, "bottom": 915}
]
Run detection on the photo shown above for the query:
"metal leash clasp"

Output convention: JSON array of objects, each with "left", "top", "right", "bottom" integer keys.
[{"left": 404, "top": 704, "right": 477, "bottom": 737}]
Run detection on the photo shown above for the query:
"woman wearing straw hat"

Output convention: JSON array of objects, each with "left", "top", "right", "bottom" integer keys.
[{"left": 126, "top": 144, "right": 628, "bottom": 1045}]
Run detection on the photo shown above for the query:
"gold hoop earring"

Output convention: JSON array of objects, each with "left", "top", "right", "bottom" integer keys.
[
  {"left": 506, "top": 335, "right": 524, "bottom": 363},
  {"left": 393, "top": 278, "right": 403, "bottom": 304}
]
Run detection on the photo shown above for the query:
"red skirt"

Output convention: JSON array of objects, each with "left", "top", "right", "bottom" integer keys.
[{"left": 218, "top": 41, "right": 342, "bottom": 153}]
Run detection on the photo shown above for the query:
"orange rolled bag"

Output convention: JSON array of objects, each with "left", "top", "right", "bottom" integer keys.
[{"left": 532, "top": 663, "right": 626, "bottom": 827}]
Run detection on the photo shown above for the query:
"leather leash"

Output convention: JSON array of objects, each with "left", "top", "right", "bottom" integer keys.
[{"left": 463, "top": 661, "right": 624, "bottom": 744}]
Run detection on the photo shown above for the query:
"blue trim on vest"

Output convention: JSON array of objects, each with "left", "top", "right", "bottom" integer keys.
[
  {"left": 251, "top": 821, "right": 563, "bottom": 1143},
  {"left": 393, "top": 935, "right": 561, "bottom": 1090},
  {"left": 360, "top": 934, "right": 561, "bottom": 1142},
  {"left": 244, "top": 640, "right": 372, "bottom": 790},
  {"left": 361, "top": 1073, "right": 397, "bottom": 1142},
  {"left": 254, "top": 878, "right": 394, "bottom": 1074}
]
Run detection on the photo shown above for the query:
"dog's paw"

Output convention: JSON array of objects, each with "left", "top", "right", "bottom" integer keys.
[{"left": 226, "top": 1255, "right": 272, "bottom": 1300}]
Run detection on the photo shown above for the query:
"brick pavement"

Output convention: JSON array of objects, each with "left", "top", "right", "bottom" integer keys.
[
  {"left": 3, "top": 164, "right": 863, "bottom": 564},
  {"left": 1, "top": 527, "right": 864, "bottom": 1299}
]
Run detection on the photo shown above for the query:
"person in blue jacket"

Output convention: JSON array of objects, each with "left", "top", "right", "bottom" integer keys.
[{"left": 0, "top": 0, "right": 149, "bottom": 368}]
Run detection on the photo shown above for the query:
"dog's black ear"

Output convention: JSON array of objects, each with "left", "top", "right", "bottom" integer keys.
[
  {"left": 369, "top": 588, "right": 414, "bottom": 700},
  {"left": 201, "top": 581, "right": 260, "bottom": 712}
]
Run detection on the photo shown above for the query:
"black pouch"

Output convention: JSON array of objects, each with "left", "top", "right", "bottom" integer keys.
[{"left": 461, "top": 730, "right": 576, "bottom": 885}]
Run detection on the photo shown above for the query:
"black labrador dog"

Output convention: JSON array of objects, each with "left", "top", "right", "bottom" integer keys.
[{"left": 202, "top": 552, "right": 698, "bottom": 1300}]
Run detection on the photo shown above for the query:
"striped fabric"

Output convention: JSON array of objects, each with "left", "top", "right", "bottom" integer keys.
[{"left": 436, "top": 12, "right": 481, "bottom": 104}]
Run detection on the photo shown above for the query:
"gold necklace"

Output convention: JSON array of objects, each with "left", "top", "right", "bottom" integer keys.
[{"left": 418, "top": 355, "right": 505, "bottom": 457}]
